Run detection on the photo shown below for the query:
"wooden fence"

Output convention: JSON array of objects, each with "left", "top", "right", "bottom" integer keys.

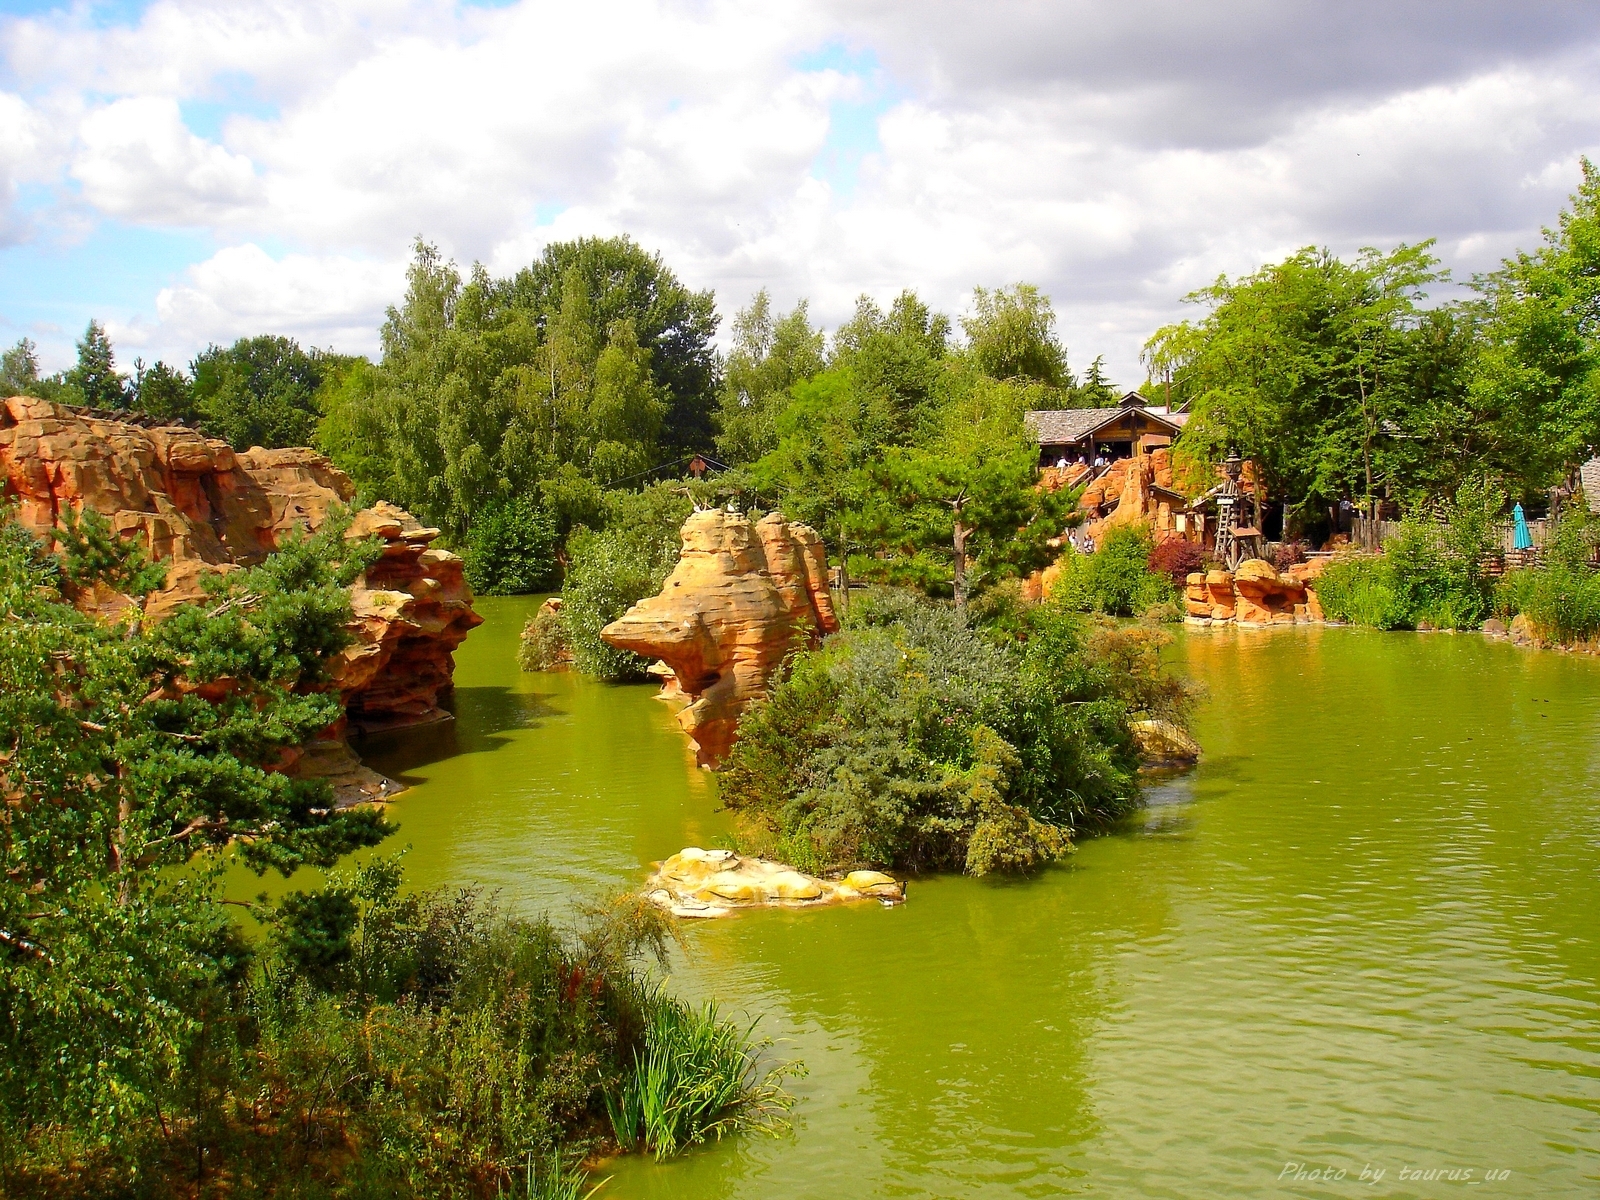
[{"left": 1349, "top": 515, "right": 1551, "bottom": 557}]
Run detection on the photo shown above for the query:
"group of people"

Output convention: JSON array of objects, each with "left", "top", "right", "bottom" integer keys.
[{"left": 1051, "top": 448, "right": 1112, "bottom": 471}]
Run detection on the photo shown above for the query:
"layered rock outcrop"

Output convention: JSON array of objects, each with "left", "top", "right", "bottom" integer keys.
[
  {"left": 1183, "top": 557, "right": 1328, "bottom": 626},
  {"left": 600, "top": 509, "right": 838, "bottom": 766},
  {"left": 0, "top": 396, "right": 481, "bottom": 750}
]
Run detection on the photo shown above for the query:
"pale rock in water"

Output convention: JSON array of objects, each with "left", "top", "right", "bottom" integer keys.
[
  {"left": 644, "top": 847, "right": 904, "bottom": 918},
  {"left": 1131, "top": 718, "right": 1202, "bottom": 768}
]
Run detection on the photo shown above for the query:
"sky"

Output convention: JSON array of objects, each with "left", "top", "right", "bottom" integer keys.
[{"left": 1, "top": 0, "right": 1597, "bottom": 385}]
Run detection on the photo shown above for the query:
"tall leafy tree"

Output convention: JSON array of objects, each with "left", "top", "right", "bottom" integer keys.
[
  {"left": 0, "top": 338, "right": 41, "bottom": 397},
  {"left": 505, "top": 235, "right": 719, "bottom": 455},
  {"left": 1155, "top": 242, "right": 1444, "bottom": 525},
  {"left": 714, "top": 290, "right": 825, "bottom": 465},
  {"left": 1465, "top": 157, "right": 1600, "bottom": 495},
  {"left": 961, "top": 283, "right": 1068, "bottom": 388},
  {"left": 326, "top": 239, "right": 694, "bottom": 549},
  {"left": 752, "top": 290, "right": 953, "bottom": 590}
]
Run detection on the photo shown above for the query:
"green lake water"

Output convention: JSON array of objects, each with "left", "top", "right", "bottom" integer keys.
[{"left": 268, "top": 596, "right": 1600, "bottom": 1197}]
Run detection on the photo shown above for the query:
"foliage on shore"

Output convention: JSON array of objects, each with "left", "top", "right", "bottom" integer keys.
[
  {"left": 1493, "top": 510, "right": 1600, "bottom": 644},
  {"left": 1313, "top": 481, "right": 1528, "bottom": 632},
  {"left": 1149, "top": 159, "right": 1600, "bottom": 526},
  {"left": 1048, "top": 526, "right": 1178, "bottom": 619},
  {"left": 719, "top": 588, "right": 1195, "bottom": 876},
  {"left": 556, "top": 483, "right": 699, "bottom": 680},
  {"left": 0, "top": 509, "right": 791, "bottom": 1198}
]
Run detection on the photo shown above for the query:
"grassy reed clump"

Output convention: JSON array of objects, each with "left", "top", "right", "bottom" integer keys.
[
  {"left": 1, "top": 859, "right": 798, "bottom": 1198},
  {"left": 607, "top": 991, "right": 799, "bottom": 1160}
]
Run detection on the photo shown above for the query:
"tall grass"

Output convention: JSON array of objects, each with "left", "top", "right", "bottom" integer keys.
[
  {"left": 501, "top": 1150, "right": 607, "bottom": 1200},
  {"left": 607, "top": 991, "right": 797, "bottom": 1160}
]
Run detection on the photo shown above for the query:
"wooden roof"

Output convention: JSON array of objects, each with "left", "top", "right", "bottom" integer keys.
[{"left": 1025, "top": 405, "right": 1187, "bottom": 445}]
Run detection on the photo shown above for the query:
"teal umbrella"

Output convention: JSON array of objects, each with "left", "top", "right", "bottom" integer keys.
[{"left": 1513, "top": 502, "right": 1533, "bottom": 551}]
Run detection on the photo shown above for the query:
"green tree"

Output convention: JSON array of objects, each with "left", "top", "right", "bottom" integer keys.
[
  {"left": 862, "top": 371, "right": 1071, "bottom": 613},
  {"left": 1465, "top": 157, "right": 1600, "bottom": 496},
  {"left": 64, "top": 319, "right": 128, "bottom": 408},
  {"left": 130, "top": 358, "right": 197, "bottom": 424},
  {"left": 0, "top": 338, "right": 41, "bottom": 397},
  {"left": 507, "top": 235, "right": 720, "bottom": 455},
  {"left": 341, "top": 240, "right": 691, "bottom": 545},
  {"left": 0, "top": 509, "right": 391, "bottom": 1150},
  {"left": 1072, "top": 355, "right": 1119, "bottom": 406},
  {"left": 961, "top": 283, "right": 1068, "bottom": 388},
  {"left": 714, "top": 290, "right": 825, "bottom": 465},
  {"left": 192, "top": 334, "right": 335, "bottom": 449},
  {"left": 1158, "top": 242, "right": 1445, "bottom": 528},
  {"left": 462, "top": 495, "right": 559, "bottom": 595}
]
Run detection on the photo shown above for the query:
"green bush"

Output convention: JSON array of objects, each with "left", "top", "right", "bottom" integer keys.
[
  {"left": 520, "top": 602, "right": 569, "bottom": 671},
  {"left": 1494, "top": 512, "right": 1600, "bottom": 642},
  {"left": 719, "top": 591, "right": 1195, "bottom": 875},
  {"left": 0, "top": 504, "right": 790, "bottom": 1196},
  {"left": 463, "top": 496, "right": 560, "bottom": 596},
  {"left": 1050, "top": 526, "right": 1175, "bottom": 617},
  {"left": 1315, "top": 555, "right": 1407, "bottom": 628},
  {"left": 561, "top": 484, "right": 695, "bottom": 681},
  {"left": 1317, "top": 498, "right": 1499, "bottom": 631}
]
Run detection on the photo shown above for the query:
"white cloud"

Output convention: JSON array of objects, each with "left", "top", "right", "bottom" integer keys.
[
  {"left": 73, "top": 97, "right": 258, "bottom": 223},
  {"left": 1, "top": 0, "right": 1598, "bottom": 382},
  {"left": 138, "top": 243, "right": 406, "bottom": 358}
]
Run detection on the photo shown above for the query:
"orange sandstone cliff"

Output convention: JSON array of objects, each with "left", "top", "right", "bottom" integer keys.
[
  {"left": 600, "top": 509, "right": 838, "bottom": 767},
  {"left": 0, "top": 396, "right": 482, "bottom": 771}
]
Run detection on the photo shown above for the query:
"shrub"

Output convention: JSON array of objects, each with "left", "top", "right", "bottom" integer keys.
[
  {"left": 1051, "top": 526, "right": 1175, "bottom": 616},
  {"left": 1313, "top": 554, "right": 1406, "bottom": 628},
  {"left": 1271, "top": 540, "right": 1307, "bottom": 571},
  {"left": 720, "top": 591, "right": 1195, "bottom": 875},
  {"left": 1495, "top": 512, "right": 1600, "bottom": 642},
  {"left": 1316, "top": 500, "right": 1497, "bottom": 632},
  {"left": 464, "top": 496, "right": 560, "bottom": 596},
  {"left": 520, "top": 602, "right": 570, "bottom": 671},
  {"left": 561, "top": 485, "right": 695, "bottom": 681},
  {"left": 1148, "top": 537, "right": 1205, "bottom": 588}
]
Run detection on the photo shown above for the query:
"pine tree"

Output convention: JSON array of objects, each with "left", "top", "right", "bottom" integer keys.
[{"left": 66, "top": 319, "right": 128, "bottom": 408}]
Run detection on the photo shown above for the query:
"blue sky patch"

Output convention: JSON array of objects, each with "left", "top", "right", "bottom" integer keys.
[
  {"left": 0, "top": 222, "right": 213, "bottom": 370},
  {"left": 0, "top": 1, "right": 150, "bottom": 27},
  {"left": 795, "top": 43, "right": 900, "bottom": 200}
]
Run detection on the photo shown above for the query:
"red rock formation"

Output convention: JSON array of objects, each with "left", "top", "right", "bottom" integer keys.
[
  {"left": 1183, "top": 556, "right": 1330, "bottom": 626},
  {"left": 600, "top": 509, "right": 838, "bottom": 766},
  {"left": 0, "top": 396, "right": 481, "bottom": 741}
]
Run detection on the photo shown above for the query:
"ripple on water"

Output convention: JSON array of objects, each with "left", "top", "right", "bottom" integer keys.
[{"left": 254, "top": 603, "right": 1600, "bottom": 1198}]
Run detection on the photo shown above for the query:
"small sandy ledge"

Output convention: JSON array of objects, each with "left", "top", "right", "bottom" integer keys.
[{"left": 644, "top": 848, "right": 905, "bottom": 918}]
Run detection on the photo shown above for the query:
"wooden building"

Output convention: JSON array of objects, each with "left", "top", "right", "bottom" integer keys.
[{"left": 1024, "top": 391, "right": 1188, "bottom": 469}]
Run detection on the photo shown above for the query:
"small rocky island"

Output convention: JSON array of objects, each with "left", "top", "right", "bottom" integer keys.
[{"left": 645, "top": 848, "right": 905, "bottom": 917}]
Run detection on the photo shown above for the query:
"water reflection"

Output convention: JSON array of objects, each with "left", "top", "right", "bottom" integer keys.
[
  {"left": 357, "top": 685, "right": 562, "bottom": 781},
  {"left": 282, "top": 599, "right": 1600, "bottom": 1198}
]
